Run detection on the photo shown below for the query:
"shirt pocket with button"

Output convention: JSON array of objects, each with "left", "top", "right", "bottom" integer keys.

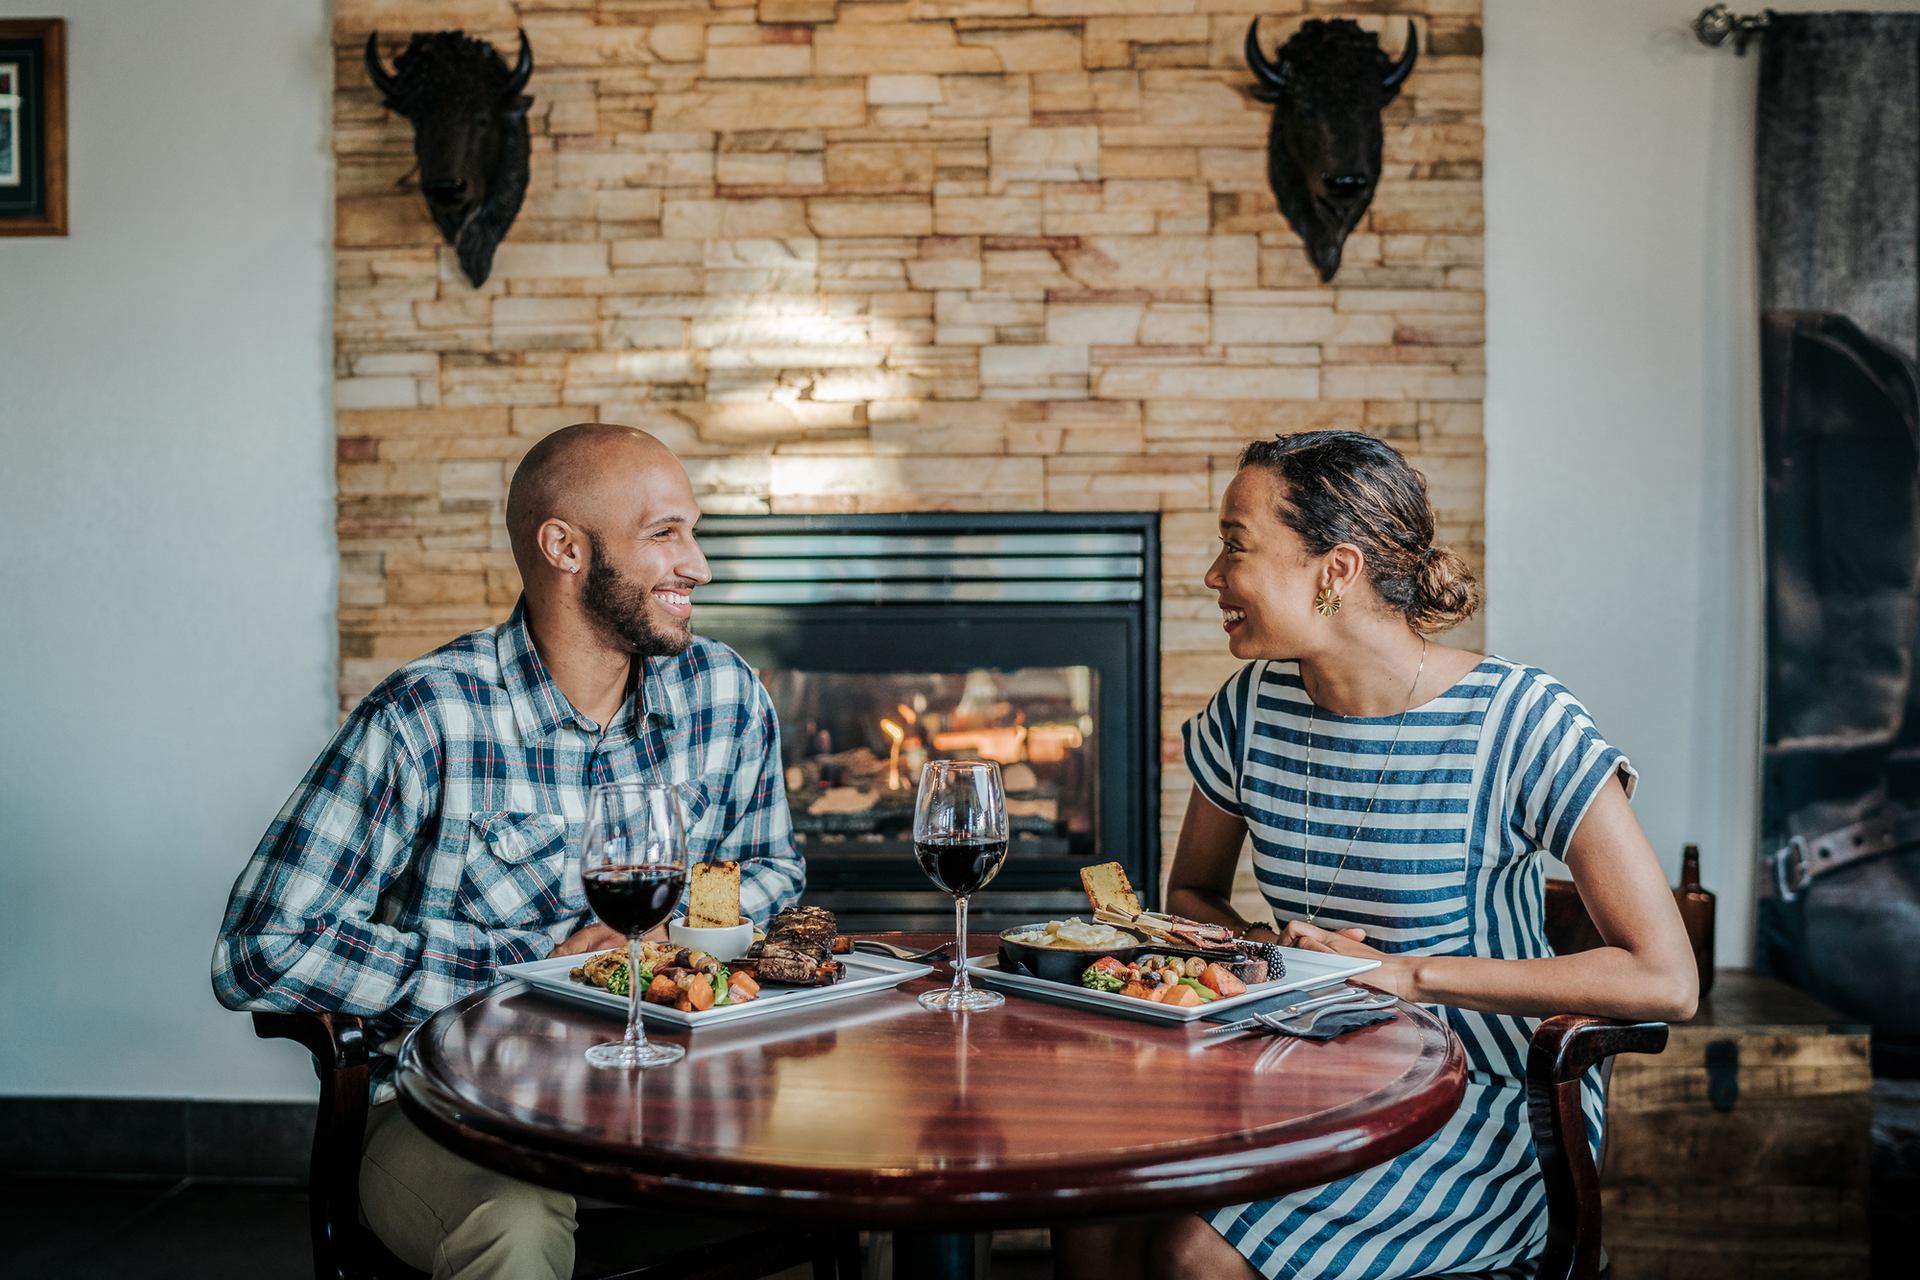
[
  {"left": 455, "top": 811, "right": 580, "bottom": 930},
  {"left": 680, "top": 775, "right": 729, "bottom": 855}
]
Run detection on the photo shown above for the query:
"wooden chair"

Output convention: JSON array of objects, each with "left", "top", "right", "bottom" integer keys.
[
  {"left": 252, "top": 1011, "right": 860, "bottom": 1280},
  {"left": 1516, "top": 879, "right": 1672, "bottom": 1280}
]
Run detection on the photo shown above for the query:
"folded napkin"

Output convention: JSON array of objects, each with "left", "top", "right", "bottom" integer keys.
[{"left": 1202, "top": 991, "right": 1397, "bottom": 1040}]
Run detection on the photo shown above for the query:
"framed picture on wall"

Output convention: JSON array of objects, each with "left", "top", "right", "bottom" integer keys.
[{"left": 0, "top": 18, "right": 66, "bottom": 236}]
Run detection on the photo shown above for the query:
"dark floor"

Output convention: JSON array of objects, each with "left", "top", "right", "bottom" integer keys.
[
  {"left": 4, "top": 1145, "right": 1914, "bottom": 1280},
  {"left": 1, "top": 1178, "right": 315, "bottom": 1279},
  {"left": 0, "top": 1179, "right": 1054, "bottom": 1280}
]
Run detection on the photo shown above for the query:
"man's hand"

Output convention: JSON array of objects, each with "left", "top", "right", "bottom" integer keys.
[
  {"left": 551, "top": 922, "right": 668, "bottom": 958},
  {"left": 552, "top": 923, "right": 627, "bottom": 958}
]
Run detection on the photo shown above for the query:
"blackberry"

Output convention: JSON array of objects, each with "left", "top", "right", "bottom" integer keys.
[{"left": 1241, "top": 940, "right": 1287, "bottom": 981}]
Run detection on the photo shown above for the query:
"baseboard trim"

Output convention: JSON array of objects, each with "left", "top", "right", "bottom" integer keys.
[{"left": 0, "top": 1097, "right": 311, "bottom": 1182}]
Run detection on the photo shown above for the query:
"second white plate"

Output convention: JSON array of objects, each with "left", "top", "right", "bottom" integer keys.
[{"left": 966, "top": 948, "right": 1379, "bottom": 1023}]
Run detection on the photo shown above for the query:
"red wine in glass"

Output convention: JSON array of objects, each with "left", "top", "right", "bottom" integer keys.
[
  {"left": 583, "top": 866, "right": 686, "bottom": 937},
  {"left": 912, "top": 837, "right": 1009, "bottom": 898}
]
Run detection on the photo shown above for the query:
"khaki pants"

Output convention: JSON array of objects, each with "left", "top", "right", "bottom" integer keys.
[{"left": 360, "top": 1100, "right": 577, "bottom": 1280}]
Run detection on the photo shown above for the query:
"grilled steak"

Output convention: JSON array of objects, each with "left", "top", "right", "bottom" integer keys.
[{"left": 743, "top": 905, "right": 844, "bottom": 986}]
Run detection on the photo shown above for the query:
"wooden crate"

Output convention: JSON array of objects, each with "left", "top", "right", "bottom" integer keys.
[{"left": 1601, "top": 970, "right": 1873, "bottom": 1279}]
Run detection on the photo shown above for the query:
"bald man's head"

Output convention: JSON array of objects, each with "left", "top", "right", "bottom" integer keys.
[
  {"left": 505, "top": 422, "right": 710, "bottom": 658},
  {"left": 506, "top": 422, "right": 675, "bottom": 576}
]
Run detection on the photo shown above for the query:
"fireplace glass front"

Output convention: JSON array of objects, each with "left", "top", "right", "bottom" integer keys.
[{"left": 769, "top": 662, "right": 1099, "bottom": 852}]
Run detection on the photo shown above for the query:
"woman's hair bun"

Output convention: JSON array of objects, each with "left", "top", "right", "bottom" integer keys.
[{"left": 1409, "top": 544, "right": 1481, "bottom": 635}]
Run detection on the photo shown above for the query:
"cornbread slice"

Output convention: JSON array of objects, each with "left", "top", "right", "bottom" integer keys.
[
  {"left": 689, "top": 860, "right": 742, "bottom": 928},
  {"left": 1080, "top": 861, "right": 1141, "bottom": 917}
]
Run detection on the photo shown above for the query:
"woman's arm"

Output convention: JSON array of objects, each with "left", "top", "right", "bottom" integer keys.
[
  {"left": 1281, "top": 779, "right": 1699, "bottom": 1022},
  {"left": 1164, "top": 787, "right": 1279, "bottom": 940}
]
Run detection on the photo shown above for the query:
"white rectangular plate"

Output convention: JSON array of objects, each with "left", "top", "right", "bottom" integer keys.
[
  {"left": 966, "top": 948, "right": 1380, "bottom": 1024},
  {"left": 501, "top": 951, "right": 933, "bottom": 1028}
]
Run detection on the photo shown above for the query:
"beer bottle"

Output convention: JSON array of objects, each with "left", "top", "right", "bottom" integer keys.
[{"left": 1674, "top": 843, "right": 1716, "bottom": 1000}]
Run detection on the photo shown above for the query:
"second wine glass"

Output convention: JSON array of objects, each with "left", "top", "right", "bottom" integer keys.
[{"left": 913, "top": 759, "right": 1009, "bottom": 1012}]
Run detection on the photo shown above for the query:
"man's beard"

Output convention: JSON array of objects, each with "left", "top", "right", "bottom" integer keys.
[{"left": 583, "top": 531, "right": 691, "bottom": 658}]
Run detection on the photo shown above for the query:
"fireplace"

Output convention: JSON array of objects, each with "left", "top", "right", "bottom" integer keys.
[{"left": 694, "top": 513, "right": 1160, "bottom": 931}]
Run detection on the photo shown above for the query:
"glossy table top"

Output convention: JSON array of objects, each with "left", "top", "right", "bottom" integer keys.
[{"left": 397, "top": 936, "right": 1466, "bottom": 1228}]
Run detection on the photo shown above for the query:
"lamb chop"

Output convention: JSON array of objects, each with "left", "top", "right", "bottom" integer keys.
[{"left": 740, "top": 905, "right": 845, "bottom": 986}]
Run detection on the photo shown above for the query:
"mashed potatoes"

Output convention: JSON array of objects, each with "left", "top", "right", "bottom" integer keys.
[{"left": 1004, "top": 918, "right": 1137, "bottom": 949}]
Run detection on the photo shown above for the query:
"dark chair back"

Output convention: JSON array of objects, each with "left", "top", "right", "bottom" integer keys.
[
  {"left": 1524, "top": 878, "right": 1670, "bottom": 1280},
  {"left": 1544, "top": 877, "right": 1608, "bottom": 956}
]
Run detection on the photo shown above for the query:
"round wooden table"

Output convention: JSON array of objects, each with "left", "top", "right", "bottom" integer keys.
[{"left": 397, "top": 937, "right": 1466, "bottom": 1279}]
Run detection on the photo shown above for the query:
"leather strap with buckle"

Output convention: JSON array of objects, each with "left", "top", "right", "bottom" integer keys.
[{"left": 1765, "top": 809, "right": 1920, "bottom": 901}]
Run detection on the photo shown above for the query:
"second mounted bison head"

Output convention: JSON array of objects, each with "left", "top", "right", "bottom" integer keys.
[
  {"left": 1245, "top": 18, "right": 1418, "bottom": 283},
  {"left": 366, "top": 29, "right": 534, "bottom": 287}
]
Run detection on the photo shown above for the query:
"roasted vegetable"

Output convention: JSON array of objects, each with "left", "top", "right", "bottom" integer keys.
[
  {"left": 1200, "top": 962, "right": 1246, "bottom": 998},
  {"left": 603, "top": 958, "right": 653, "bottom": 998}
]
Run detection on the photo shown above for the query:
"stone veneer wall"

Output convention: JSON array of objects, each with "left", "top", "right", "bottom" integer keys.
[{"left": 333, "top": 0, "right": 1485, "bottom": 865}]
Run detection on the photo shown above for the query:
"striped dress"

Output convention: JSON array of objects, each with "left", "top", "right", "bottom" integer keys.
[{"left": 1183, "top": 657, "right": 1634, "bottom": 1280}]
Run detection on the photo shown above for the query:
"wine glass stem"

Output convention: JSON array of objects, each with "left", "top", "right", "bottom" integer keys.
[
  {"left": 951, "top": 895, "right": 972, "bottom": 1000},
  {"left": 625, "top": 934, "right": 649, "bottom": 1055}
]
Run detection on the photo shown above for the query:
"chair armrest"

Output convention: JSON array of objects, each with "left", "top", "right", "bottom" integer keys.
[
  {"left": 1526, "top": 1015, "right": 1668, "bottom": 1280},
  {"left": 252, "top": 1011, "right": 372, "bottom": 1077},
  {"left": 250, "top": 1012, "right": 376, "bottom": 1280},
  {"left": 1528, "top": 1014, "right": 1669, "bottom": 1085}
]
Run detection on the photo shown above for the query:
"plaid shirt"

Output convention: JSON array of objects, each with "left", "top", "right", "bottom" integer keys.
[{"left": 213, "top": 599, "right": 804, "bottom": 1097}]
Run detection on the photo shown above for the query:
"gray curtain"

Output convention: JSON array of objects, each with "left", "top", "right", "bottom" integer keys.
[
  {"left": 1758, "top": 14, "right": 1918, "bottom": 355},
  {"left": 1755, "top": 14, "right": 1920, "bottom": 1047}
]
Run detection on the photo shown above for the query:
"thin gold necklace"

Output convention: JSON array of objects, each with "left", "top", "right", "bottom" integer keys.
[{"left": 1300, "top": 638, "right": 1428, "bottom": 925}]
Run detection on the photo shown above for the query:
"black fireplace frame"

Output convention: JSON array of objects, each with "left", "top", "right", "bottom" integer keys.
[{"left": 692, "top": 511, "right": 1161, "bottom": 930}]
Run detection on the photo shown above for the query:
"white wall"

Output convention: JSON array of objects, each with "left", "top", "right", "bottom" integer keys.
[
  {"left": 1484, "top": 0, "right": 1920, "bottom": 966},
  {"left": 0, "top": 1, "right": 332, "bottom": 1099}
]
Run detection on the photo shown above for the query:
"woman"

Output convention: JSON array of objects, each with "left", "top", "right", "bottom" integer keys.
[{"left": 1057, "top": 431, "right": 1698, "bottom": 1280}]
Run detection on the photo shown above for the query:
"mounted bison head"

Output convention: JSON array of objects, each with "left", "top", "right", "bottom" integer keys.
[
  {"left": 365, "top": 29, "right": 534, "bottom": 287},
  {"left": 1245, "top": 18, "right": 1417, "bottom": 283}
]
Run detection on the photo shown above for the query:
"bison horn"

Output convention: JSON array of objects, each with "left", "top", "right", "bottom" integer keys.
[
  {"left": 1382, "top": 19, "right": 1419, "bottom": 92},
  {"left": 363, "top": 31, "right": 401, "bottom": 104},
  {"left": 1244, "top": 19, "right": 1289, "bottom": 95},
  {"left": 501, "top": 28, "right": 534, "bottom": 100}
]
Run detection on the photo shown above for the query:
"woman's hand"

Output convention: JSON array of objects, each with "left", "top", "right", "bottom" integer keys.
[{"left": 1276, "top": 919, "right": 1422, "bottom": 1001}]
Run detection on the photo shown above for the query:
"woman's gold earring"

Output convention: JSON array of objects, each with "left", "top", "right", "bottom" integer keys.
[{"left": 1313, "top": 590, "right": 1342, "bottom": 618}]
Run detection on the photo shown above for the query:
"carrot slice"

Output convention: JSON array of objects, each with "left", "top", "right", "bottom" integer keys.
[
  {"left": 686, "top": 974, "right": 716, "bottom": 1011},
  {"left": 1201, "top": 963, "right": 1247, "bottom": 998}
]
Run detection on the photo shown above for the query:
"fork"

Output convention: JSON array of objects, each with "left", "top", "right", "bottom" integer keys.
[
  {"left": 1205, "top": 985, "right": 1375, "bottom": 1036},
  {"left": 850, "top": 939, "right": 953, "bottom": 963},
  {"left": 1254, "top": 993, "right": 1399, "bottom": 1036}
]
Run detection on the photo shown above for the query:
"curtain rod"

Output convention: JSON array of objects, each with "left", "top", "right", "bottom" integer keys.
[{"left": 1694, "top": 4, "right": 1773, "bottom": 55}]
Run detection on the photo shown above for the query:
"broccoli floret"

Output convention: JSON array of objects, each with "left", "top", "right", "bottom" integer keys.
[
  {"left": 1081, "top": 966, "right": 1126, "bottom": 993},
  {"left": 604, "top": 960, "right": 652, "bottom": 999}
]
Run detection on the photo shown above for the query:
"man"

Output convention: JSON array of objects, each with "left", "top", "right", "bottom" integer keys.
[{"left": 213, "top": 424, "right": 804, "bottom": 1279}]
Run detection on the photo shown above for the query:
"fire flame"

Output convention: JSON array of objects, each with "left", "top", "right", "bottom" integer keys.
[{"left": 880, "top": 718, "right": 905, "bottom": 790}]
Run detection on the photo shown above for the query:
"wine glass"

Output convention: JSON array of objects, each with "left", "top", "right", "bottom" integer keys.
[
  {"left": 579, "top": 781, "right": 688, "bottom": 1069},
  {"left": 913, "top": 759, "right": 1009, "bottom": 1012}
]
